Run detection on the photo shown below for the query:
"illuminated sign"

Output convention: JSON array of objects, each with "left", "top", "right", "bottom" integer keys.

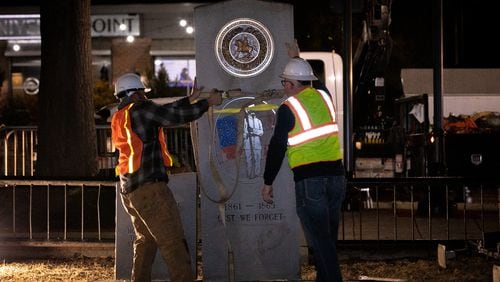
[
  {"left": 0, "top": 14, "right": 140, "bottom": 40},
  {"left": 91, "top": 14, "right": 140, "bottom": 37},
  {"left": 0, "top": 15, "right": 40, "bottom": 40}
]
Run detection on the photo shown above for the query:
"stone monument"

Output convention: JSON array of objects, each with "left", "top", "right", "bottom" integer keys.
[{"left": 194, "top": 1, "right": 300, "bottom": 281}]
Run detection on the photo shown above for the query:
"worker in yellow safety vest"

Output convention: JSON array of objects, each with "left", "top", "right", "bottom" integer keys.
[
  {"left": 111, "top": 72, "right": 221, "bottom": 282},
  {"left": 261, "top": 40, "right": 345, "bottom": 282}
]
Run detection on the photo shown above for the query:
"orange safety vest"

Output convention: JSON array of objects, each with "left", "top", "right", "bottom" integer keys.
[{"left": 111, "top": 103, "right": 173, "bottom": 176}]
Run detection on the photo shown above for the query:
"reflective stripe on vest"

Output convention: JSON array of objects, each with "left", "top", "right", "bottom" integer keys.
[
  {"left": 124, "top": 104, "right": 135, "bottom": 173},
  {"left": 284, "top": 88, "right": 342, "bottom": 168},
  {"left": 158, "top": 128, "right": 174, "bottom": 168},
  {"left": 111, "top": 103, "right": 173, "bottom": 176},
  {"left": 286, "top": 89, "right": 338, "bottom": 146}
]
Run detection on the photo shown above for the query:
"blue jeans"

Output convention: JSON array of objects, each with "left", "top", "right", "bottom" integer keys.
[{"left": 295, "top": 175, "right": 346, "bottom": 282}]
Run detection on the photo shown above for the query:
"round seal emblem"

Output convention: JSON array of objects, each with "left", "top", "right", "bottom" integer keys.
[{"left": 215, "top": 18, "right": 274, "bottom": 78}]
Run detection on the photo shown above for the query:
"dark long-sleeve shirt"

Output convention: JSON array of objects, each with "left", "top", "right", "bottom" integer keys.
[{"left": 114, "top": 96, "right": 208, "bottom": 193}]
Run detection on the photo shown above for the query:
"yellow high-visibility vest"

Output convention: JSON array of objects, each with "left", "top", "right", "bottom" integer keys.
[{"left": 284, "top": 87, "right": 342, "bottom": 168}]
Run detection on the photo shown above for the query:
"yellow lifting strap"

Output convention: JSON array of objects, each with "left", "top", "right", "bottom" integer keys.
[{"left": 213, "top": 103, "right": 279, "bottom": 114}]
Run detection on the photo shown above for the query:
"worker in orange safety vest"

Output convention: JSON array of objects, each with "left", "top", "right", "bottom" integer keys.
[{"left": 111, "top": 72, "right": 221, "bottom": 282}]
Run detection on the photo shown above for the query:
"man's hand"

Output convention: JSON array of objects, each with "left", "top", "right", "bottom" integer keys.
[
  {"left": 285, "top": 38, "right": 300, "bottom": 58},
  {"left": 261, "top": 184, "right": 274, "bottom": 204},
  {"left": 189, "top": 77, "right": 203, "bottom": 103},
  {"left": 206, "top": 88, "right": 222, "bottom": 106}
]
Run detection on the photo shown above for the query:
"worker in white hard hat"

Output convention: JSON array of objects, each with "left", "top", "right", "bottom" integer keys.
[
  {"left": 261, "top": 40, "right": 345, "bottom": 282},
  {"left": 111, "top": 72, "right": 221, "bottom": 282},
  {"left": 113, "top": 72, "right": 148, "bottom": 99}
]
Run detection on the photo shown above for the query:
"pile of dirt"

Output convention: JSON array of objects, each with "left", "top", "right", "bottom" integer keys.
[
  {"left": 0, "top": 254, "right": 495, "bottom": 281},
  {"left": 0, "top": 256, "right": 114, "bottom": 281}
]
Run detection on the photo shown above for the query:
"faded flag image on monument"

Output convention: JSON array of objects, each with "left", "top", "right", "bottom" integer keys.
[
  {"left": 215, "top": 102, "right": 271, "bottom": 179},
  {"left": 194, "top": 0, "right": 301, "bottom": 281}
]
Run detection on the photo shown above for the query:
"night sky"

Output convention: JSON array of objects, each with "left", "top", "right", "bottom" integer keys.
[
  {"left": 390, "top": 0, "right": 498, "bottom": 68},
  {"left": 293, "top": 0, "right": 498, "bottom": 68}
]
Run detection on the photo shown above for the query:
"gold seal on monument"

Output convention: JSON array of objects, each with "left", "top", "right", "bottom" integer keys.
[{"left": 215, "top": 18, "right": 274, "bottom": 78}]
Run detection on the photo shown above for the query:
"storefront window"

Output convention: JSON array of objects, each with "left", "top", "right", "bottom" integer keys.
[
  {"left": 7, "top": 57, "right": 40, "bottom": 124},
  {"left": 146, "top": 57, "right": 196, "bottom": 98},
  {"left": 154, "top": 57, "right": 195, "bottom": 86},
  {"left": 92, "top": 56, "right": 114, "bottom": 110}
]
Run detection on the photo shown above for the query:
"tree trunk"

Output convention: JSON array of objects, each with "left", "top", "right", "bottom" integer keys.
[{"left": 37, "top": 0, "right": 98, "bottom": 177}]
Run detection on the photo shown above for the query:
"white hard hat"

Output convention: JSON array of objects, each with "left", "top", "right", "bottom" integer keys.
[
  {"left": 280, "top": 58, "right": 317, "bottom": 81},
  {"left": 114, "top": 73, "right": 146, "bottom": 98}
]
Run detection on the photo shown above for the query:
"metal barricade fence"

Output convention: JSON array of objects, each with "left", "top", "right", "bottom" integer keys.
[
  {"left": 0, "top": 176, "right": 498, "bottom": 245},
  {"left": 0, "top": 179, "right": 116, "bottom": 242},
  {"left": 1, "top": 126, "right": 37, "bottom": 177},
  {"left": 344, "top": 177, "right": 499, "bottom": 243},
  {"left": 0, "top": 124, "right": 194, "bottom": 245},
  {"left": 0, "top": 126, "right": 498, "bottom": 247},
  {"left": 0, "top": 125, "right": 195, "bottom": 177}
]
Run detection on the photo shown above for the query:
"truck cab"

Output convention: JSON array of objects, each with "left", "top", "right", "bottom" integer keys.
[{"left": 301, "top": 51, "right": 345, "bottom": 151}]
